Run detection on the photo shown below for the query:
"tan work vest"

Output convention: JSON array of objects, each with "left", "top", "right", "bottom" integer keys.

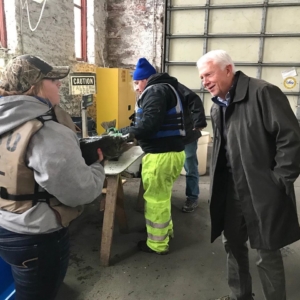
[{"left": 0, "top": 105, "right": 83, "bottom": 227}]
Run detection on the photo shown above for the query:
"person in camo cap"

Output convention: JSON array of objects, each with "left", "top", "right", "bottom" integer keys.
[
  {"left": 0, "top": 54, "right": 70, "bottom": 92},
  {"left": 0, "top": 54, "right": 105, "bottom": 300}
]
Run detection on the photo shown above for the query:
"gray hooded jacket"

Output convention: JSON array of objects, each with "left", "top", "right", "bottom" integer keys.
[{"left": 0, "top": 95, "right": 105, "bottom": 234}]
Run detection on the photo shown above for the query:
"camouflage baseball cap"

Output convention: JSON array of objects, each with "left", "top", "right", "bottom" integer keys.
[{"left": 0, "top": 54, "right": 70, "bottom": 92}]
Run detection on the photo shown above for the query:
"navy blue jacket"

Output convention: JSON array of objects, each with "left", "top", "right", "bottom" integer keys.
[{"left": 122, "top": 73, "right": 185, "bottom": 154}]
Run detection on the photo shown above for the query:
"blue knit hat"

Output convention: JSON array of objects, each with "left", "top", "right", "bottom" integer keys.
[{"left": 133, "top": 58, "right": 156, "bottom": 80}]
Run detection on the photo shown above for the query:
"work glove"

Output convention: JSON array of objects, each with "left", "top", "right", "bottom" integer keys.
[
  {"left": 106, "top": 127, "right": 123, "bottom": 137},
  {"left": 119, "top": 126, "right": 131, "bottom": 135},
  {"left": 129, "top": 113, "right": 135, "bottom": 126}
]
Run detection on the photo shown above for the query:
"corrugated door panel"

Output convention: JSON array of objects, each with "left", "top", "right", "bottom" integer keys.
[
  {"left": 207, "top": 39, "right": 259, "bottom": 62},
  {"left": 165, "top": 0, "right": 300, "bottom": 136},
  {"left": 211, "top": 0, "right": 262, "bottom": 3},
  {"left": 209, "top": 8, "right": 262, "bottom": 34},
  {"left": 168, "top": 65, "right": 201, "bottom": 89},
  {"left": 170, "top": 39, "right": 204, "bottom": 62},
  {"left": 269, "top": 0, "right": 300, "bottom": 4},
  {"left": 262, "top": 67, "right": 299, "bottom": 93},
  {"left": 263, "top": 39, "right": 300, "bottom": 63},
  {"left": 172, "top": 0, "right": 206, "bottom": 6},
  {"left": 286, "top": 96, "right": 298, "bottom": 115},
  {"left": 171, "top": 10, "right": 205, "bottom": 34},
  {"left": 266, "top": 7, "right": 300, "bottom": 33}
]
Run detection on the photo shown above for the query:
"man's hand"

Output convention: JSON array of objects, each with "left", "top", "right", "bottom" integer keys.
[{"left": 97, "top": 148, "right": 104, "bottom": 162}]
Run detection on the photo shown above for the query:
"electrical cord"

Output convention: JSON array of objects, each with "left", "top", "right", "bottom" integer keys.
[{"left": 20, "top": 0, "right": 47, "bottom": 32}]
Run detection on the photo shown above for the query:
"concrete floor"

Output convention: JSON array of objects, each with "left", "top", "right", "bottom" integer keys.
[{"left": 56, "top": 156, "right": 300, "bottom": 300}]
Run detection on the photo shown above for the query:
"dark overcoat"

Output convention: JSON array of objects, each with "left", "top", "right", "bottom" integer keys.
[{"left": 210, "top": 71, "right": 300, "bottom": 250}]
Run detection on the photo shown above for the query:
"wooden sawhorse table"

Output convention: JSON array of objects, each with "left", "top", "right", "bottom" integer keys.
[{"left": 100, "top": 146, "right": 144, "bottom": 266}]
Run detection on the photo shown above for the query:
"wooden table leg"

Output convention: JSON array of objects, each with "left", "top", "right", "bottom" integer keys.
[
  {"left": 115, "top": 176, "right": 129, "bottom": 233},
  {"left": 100, "top": 177, "right": 108, "bottom": 211},
  {"left": 100, "top": 175, "right": 118, "bottom": 266},
  {"left": 100, "top": 174, "right": 129, "bottom": 266}
]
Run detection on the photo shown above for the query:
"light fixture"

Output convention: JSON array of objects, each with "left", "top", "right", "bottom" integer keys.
[{"left": 32, "top": 0, "right": 44, "bottom": 3}]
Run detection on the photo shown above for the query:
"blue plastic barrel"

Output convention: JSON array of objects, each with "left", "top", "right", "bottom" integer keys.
[{"left": 0, "top": 257, "right": 15, "bottom": 300}]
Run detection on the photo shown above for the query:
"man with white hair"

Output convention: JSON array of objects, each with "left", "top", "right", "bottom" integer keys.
[{"left": 197, "top": 50, "right": 300, "bottom": 300}]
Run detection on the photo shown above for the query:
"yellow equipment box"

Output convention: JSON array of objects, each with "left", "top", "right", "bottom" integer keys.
[{"left": 95, "top": 68, "right": 136, "bottom": 134}]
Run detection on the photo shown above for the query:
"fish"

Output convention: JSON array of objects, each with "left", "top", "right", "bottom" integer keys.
[
  {"left": 100, "top": 119, "right": 117, "bottom": 134},
  {"left": 79, "top": 133, "right": 136, "bottom": 165}
]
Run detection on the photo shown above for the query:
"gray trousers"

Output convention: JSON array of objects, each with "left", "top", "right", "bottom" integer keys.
[{"left": 223, "top": 177, "right": 286, "bottom": 300}]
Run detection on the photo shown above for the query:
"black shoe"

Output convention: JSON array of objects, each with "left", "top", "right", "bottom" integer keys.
[
  {"left": 182, "top": 199, "right": 198, "bottom": 213},
  {"left": 137, "top": 240, "right": 169, "bottom": 255}
]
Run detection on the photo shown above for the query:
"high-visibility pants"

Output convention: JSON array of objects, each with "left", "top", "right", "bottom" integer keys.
[{"left": 141, "top": 151, "right": 185, "bottom": 252}]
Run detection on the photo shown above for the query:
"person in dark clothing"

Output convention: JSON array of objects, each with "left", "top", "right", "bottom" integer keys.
[
  {"left": 197, "top": 50, "right": 300, "bottom": 300},
  {"left": 178, "top": 83, "right": 207, "bottom": 212},
  {"left": 126, "top": 59, "right": 207, "bottom": 213},
  {"left": 120, "top": 58, "right": 185, "bottom": 254}
]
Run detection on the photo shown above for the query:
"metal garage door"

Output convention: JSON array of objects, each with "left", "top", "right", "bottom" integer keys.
[{"left": 163, "top": 0, "right": 300, "bottom": 135}]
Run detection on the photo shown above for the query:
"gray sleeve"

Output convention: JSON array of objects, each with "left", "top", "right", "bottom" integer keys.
[{"left": 26, "top": 121, "right": 105, "bottom": 207}]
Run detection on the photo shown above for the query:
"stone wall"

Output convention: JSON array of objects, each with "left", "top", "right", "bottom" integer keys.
[
  {"left": 0, "top": 0, "right": 107, "bottom": 116},
  {"left": 106, "top": 0, "right": 165, "bottom": 71},
  {"left": 0, "top": 0, "right": 165, "bottom": 116}
]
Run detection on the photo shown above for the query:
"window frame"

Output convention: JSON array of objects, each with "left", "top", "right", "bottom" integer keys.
[
  {"left": 74, "top": 0, "right": 87, "bottom": 61},
  {"left": 0, "top": 0, "right": 7, "bottom": 49}
]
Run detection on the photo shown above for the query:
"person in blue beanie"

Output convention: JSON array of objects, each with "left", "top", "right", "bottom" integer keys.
[
  {"left": 133, "top": 58, "right": 157, "bottom": 80},
  {"left": 127, "top": 58, "right": 207, "bottom": 213},
  {"left": 120, "top": 58, "right": 186, "bottom": 254}
]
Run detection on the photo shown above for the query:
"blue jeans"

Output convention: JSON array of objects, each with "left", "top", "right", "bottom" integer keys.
[
  {"left": 0, "top": 226, "right": 70, "bottom": 300},
  {"left": 184, "top": 139, "right": 199, "bottom": 201}
]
